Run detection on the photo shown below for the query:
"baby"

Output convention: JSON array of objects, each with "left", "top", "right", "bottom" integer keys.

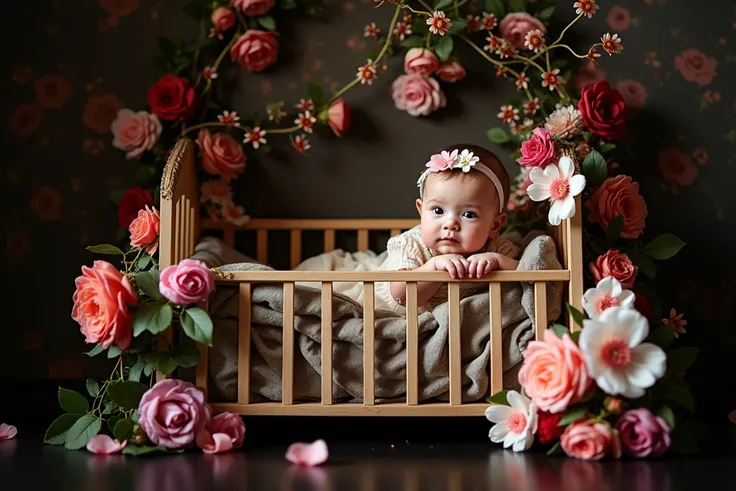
[{"left": 375, "top": 143, "right": 521, "bottom": 314}]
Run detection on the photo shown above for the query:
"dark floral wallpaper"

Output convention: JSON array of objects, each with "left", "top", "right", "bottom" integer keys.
[{"left": 1, "top": 0, "right": 734, "bottom": 414}]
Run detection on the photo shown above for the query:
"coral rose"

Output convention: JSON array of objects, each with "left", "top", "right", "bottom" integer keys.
[
  {"left": 499, "top": 12, "right": 546, "bottom": 50},
  {"left": 577, "top": 81, "right": 627, "bottom": 141},
  {"left": 403, "top": 48, "right": 440, "bottom": 76},
  {"left": 675, "top": 48, "right": 718, "bottom": 86},
  {"left": 587, "top": 175, "right": 647, "bottom": 239},
  {"left": 138, "top": 379, "right": 212, "bottom": 449},
  {"left": 231, "top": 30, "right": 279, "bottom": 72},
  {"left": 111, "top": 109, "right": 162, "bottom": 159},
  {"left": 129, "top": 205, "right": 160, "bottom": 255},
  {"left": 518, "top": 330, "right": 592, "bottom": 414},
  {"left": 212, "top": 7, "right": 236, "bottom": 32},
  {"left": 560, "top": 421, "right": 621, "bottom": 461},
  {"left": 589, "top": 249, "right": 638, "bottom": 289},
  {"left": 197, "top": 129, "right": 246, "bottom": 180},
  {"left": 230, "top": 0, "right": 274, "bottom": 17},
  {"left": 436, "top": 60, "right": 466, "bottom": 83},
  {"left": 118, "top": 187, "right": 153, "bottom": 228},
  {"left": 616, "top": 80, "right": 647, "bottom": 109},
  {"left": 72, "top": 260, "right": 137, "bottom": 350},
  {"left": 196, "top": 412, "right": 246, "bottom": 454},
  {"left": 159, "top": 259, "right": 215, "bottom": 305},
  {"left": 325, "top": 98, "right": 351, "bottom": 136},
  {"left": 616, "top": 408, "right": 671, "bottom": 458},
  {"left": 391, "top": 73, "right": 446, "bottom": 117},
  {"left": 517, "top": 127, "right": 556, "bottom": 169},
  {"left": 147, "top": 75, "right": 196, "bottom": 121}
]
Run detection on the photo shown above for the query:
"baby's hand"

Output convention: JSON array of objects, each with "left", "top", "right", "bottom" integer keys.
[
  {"left": 466, "top": 253, "right": 500, "bottom": 278},
  {"left": 432, "top": 254, "right": 469, "bottom": 279}
]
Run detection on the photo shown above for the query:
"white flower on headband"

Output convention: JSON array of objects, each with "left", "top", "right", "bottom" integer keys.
[{"left": 457, "top": 149, "right": 479, "bottom": 172}]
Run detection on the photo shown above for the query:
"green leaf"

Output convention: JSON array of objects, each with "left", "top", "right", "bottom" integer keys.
[
  {"left": 434, "top": 0, "right": 453, "bottom": 10},
  {"left": 107, "top": 345, "right": 122, "bottom": 359},
  {"left": 435, "top": 35, "right": 454, "bottom": 61},
  {"left": 281, "top": 0, "right": 297, "bottom": 9},
  {"left": 107, "top": 416, "right": 121, "bottom": 434},
  {"left": 647, "top": 324, "right": 676, "bottom": 350},
  {"left": 307, "top": 82, "right": 324, "bottom": 105},
  {"left": 538, "top": 5, "right": 555, "bottom": 21},
  {"left": 484, "top": 0, "right": 504, "bottom": 17},
  {"left": 549, "top": 324, "right": 569, "bottom": 338},
  {"left": 122, "top": 445, "right": 183, "bottom": 456},
  {"left": 157, "top": 37, "right": 177, "bottom": 59},
  {"left": 257, "top": 15, "right": 276, "bottom": 31},
  {"left": 181, "top": 1, "right": 207, "bottom": 20},
  {"left": 666, "top": 347, "right": 699, "bottom": 373},
  {"left": 402, "top": 36, "right": 425, "bottom": 49},
  {"left": 129, "top": 360, "right": 146, "bottom": 382},
  {"left": 582, "top": 149, "right": 607, "bottom": 188},
  {"left": 86, "top": 244, "right": 125, "bottom": 256},
  {"left": 629, "top": 249, "right": 657, "bottom": 279},
  {"left": 137, "top": 254, "right": 152, "bottom": 270},
  {"left": 508, "top": 0, "right": 527, "bottom": 13},
  {"left": 114, "top": 418, "right": 135, "bottom": 442},
  {"left": 107, "top": 381, "right": 149, "bottom": 410},
  {"left": 566, "top": 303, "right": 586, "bottom": 328},
  {"left": 546, "top": 441, "right": 562, "bottom": 455},
  {"left": 133, "top": 303, "right": 173, "bottom": 337},
  {"left": 558, "top": 407, "right": 587, "bottom": 426},
  {"left": 486, "top": 390, "right": 510, "bottom": 405},
  {"left": 654, "top": 377, "right": 695, "bottom": 413},
  {"left": 85, "top": 344, "right": 104, "bottom": 357},
  {"left": 486, "top": 127, "right": 510, "bottom": 144},
  {"left": 135, "top": 268, "right": 164, "bottom": 301},
  {"left": 108, "top": 188, "right": 127, "bottom": 205},
  {"left": 657, "top": 405, "right": 676, "bottom": 430},
  {"left": 642, "top": 233, "right": 686, "bottom": 260},
  {"left": 64, "top": 414, "right": 102, "bottom": 450},
  {"left": 172, "top": 343, "right": 201, "bottom": 368},
  {"left": 448, "top": 19, "right": 468, "bottom": 35},
  {"left": 181, "top": 307, "right": 214, "bottom": 346},
  {"left": 44, "top": 414, "right": 82, "bottom": 445},
  {"left": 145, "top": 351, "right": 178, "bottom": 375},
  {"left": 103, "top": 400, "right": 119, "bottom": 415},
  {"left": 570, "top": 330, "right": 581, "bottom": 344},
  {"left": 604, "top": 215, "right": 624, "bottom": 244},
  {"left": 86, "top": 379, "right": 100, "bottom": 398},
  {"left": 58, "top": 387, "right": 89, "bottom": 414},
  {"left": 599, "top": 142, "right": 616, "bottom": 154}
]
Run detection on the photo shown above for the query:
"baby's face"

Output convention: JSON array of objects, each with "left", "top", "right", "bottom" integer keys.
[{"left": 416, "top": 172, "right": 505, "bottom": 255}]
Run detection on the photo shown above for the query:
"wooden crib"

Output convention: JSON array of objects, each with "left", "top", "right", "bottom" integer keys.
[{"left": 158, "top": 138, "right": 584, "bottom": 416}]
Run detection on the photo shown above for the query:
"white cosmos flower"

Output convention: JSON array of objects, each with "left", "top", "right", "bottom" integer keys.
[
  {"left": 526, "top": 155, "right": 586, "bottom": 226},
  {"left": 456, "top": 149, "right": 480, "bottom": 172},
  {"left": 579, "top": 307, "right": 667, "bottom": 399},
  {"left": 485, "top": 390, "right": 538, "bottom": 452},
  {"left": 582, "top": 277, "right": 635, "bottom": 320}
]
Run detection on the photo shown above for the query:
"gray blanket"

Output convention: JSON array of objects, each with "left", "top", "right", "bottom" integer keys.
[{"left": 198, "top": 235, "right": 563, "bottom": 403}]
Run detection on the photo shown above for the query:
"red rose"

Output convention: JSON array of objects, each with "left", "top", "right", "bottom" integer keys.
[
  {"left": 147, "top": 74, "right": 196, "bottom": 121},
  {"left": 118, "top": 187, "right": 153, "bottom": 228},
  {"left": 537, "top": 411, "right": 564, "bottom": 445},
  {"left": 577, "top": 80, "right": 627, "bottom": 141},
  {"left": 633, "top": 290, "right": 653, "bottom": 322}
]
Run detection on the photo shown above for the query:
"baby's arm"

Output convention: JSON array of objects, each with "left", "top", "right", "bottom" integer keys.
[
  {"left": 466, "top": 252, "right": 519, "bottom": 278},
  {"left": 389, "top": 257, "right": 445, "bottom": 307}
]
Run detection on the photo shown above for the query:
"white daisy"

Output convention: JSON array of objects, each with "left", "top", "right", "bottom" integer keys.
[
  {"left": 579, "top": 307, "right": 667, "bottom": 399},
  {"left": 485, "top": 390, "right": 538, "bottom": 452},
  {"left": 582, "top": 277, "right": 635, "bottom": 320},
  {"left": 526, "top": 155, "right": 586, "bottom": 226},
  {"left": 456, "top": 149, "right": 480, "bottom": 172}
]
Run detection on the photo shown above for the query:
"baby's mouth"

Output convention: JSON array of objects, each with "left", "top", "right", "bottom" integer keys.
[{"left": 440, "top": 237, "right": 459, "bottom": 244}]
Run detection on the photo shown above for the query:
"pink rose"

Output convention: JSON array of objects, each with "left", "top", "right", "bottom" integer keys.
[
  {"left": 138, "top": 379, "right": 212, "bottom": 449},
  {"left": 72, "top": 260, "right": 137, "bottom": 350},
  {"left": 606, "top": 6, "right": 631, "bottom": 31},
  {"left": 230, "top": 0, "right": 274, "bottom": 17},
  {"left": 589, "top": 249, "right": 638, "bottom": 289},
  {"left": 111, "top": 109, "right": 162, "bottom": 159},
  {"left": 518, "top": 330, "right": 592, "bottom": 414},
  {"left": 436, "top": 61, "right": 466, "bottom": 83},
  {"left": 197, "top": 129, "right": 246, "bottom": 181},
  {"left": 616, "top": 80, "right": 647, "bottom": 109},
  {"left": 231, "top": 30, "right": 279, "bottom": 72},
  {"left": 658, "top": 148, "right": 698, "bottom": 186},
  {"left": 196, "top": 412, "right": 246, "bottom": 454},
  {"left": 517, "top": 127, "right": 556, "bottom": 169},
  {"left": 587, "top": 175, "right": 648, "bottom": 239},
  {"left": 129, "top": 205, "right": 160, "bottom": 255},
  {"left": 403, "top": 48, "right": 440, "bottom": 76},
  {"left": 212, "top": 7, "right": 236, "bottom": 32},
  {"left": 0, "top": 423, "right": 17, "bottom": 441},
  {"left": 325, "top": 98, "right": 351, "bottom": 136},
  {"left": 675, "top": 48, "right": 718, "bottom": 86},
  {"left": 499, "top": 12, "right": 546, "bottom": 50},
  {"left": 561, "top": 421, "right": 621, "bottom": 461},
  {"left": 616, "top": 408, "right": 671, "bottom": 457},
  {"left": 391, "top": 73, "right": 446, "bottom": 117},
  {"left": 159, "top": 258, "right": 215, "bottom": 305}
]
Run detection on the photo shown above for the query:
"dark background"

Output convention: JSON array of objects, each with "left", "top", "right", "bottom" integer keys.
[{"left": 1, "top": 0, "right": 734, "bottom": 422}]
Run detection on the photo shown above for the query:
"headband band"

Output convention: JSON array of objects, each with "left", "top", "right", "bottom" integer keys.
[{"left": 416, "top": 149, "right": 505, "bottom": 213}]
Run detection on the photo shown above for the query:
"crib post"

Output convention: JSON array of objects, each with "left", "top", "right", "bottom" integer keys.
[
  {"left": 566, "top": 195, "right": 584, "bottom": 331},
  {"left": 363, "top": 282, "right": 375, "bottom": 406},
  {"left": 448, "top": 283, "right": 462, "bottom": 405},
  {"left": 406, "top": 282, "right": 419, "bottom": 406}
]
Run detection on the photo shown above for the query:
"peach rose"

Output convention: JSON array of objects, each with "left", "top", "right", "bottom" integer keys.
[
  {"left": 518, "top": 330, "right": 592, "bottom": 414},
  {"left": 436, "top": 61, "right": 467, "bottom": 83},
  {"left": 561, "top": 421, "right": 621, "bottom": 461},
  {"left": 83, "top": 94, "right": 124, "bottom": 134},
  {"left": 72, "top": 260, "right": 138, "bottom": 350},
  {"left": 111, "top": 109, "right": 162, "bottom": 159},
  {"left": 403, "top": 48, "right": 440, "bottom": 76},
  {"left": 616, "top": 80, "right": 647, "bottom": 109},
  {"left": 230, "top": 0, "right": 274, "bottom": 17},
  {"left": 658, "top": 148, "right": 698, "bottom": 186},
  {"left": 212, "top": 7, "right": 236, "bottom": 32},
  {"left": 589, "top": 249, "right": 638, "bottom": 289},
  {"left": 197, "top": 129, "right": 246, "bottom": 180},
  {"left": 34, "top": 74, "right": 72, "bottom": 109},
  {"left": 587, "top": 175, "right": 648, "bottom": 239},
  {"left": 499, "top": 12, "right": 546, "bottom": 50},
  {"left": 606, "top": 6, "right": 630, "bottom": 31},
  {"left": 231, "top": 30, "right": 279, "bottom": 72},
  {"left": 10, "top": 102, "right": 44, "bottom": 138},
  {"left": 675, "top": 49, "right": 718, "bottom": 86},
  {"left": 391, "top": 73, "right": 446, "bottom": 117},
  {"left": 129, "top": 205, "right": 160, "bottom": 254}
]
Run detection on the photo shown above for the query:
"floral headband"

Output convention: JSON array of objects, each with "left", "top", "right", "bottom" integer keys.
[{"left": 416, "top": 149, "right": 505, "bottom": 213}]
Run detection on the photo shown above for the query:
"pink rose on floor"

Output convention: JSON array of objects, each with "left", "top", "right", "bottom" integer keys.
[
  {"left": 138, "top": 379, "right": 212, "bottom": 449},
  {"left": 391, "top": 73, "right": 446, "bottom": 117},
  {"left": 616, "top": 80, "right": 647, "bottom": 109},
  {"left": 616, "top": 408, "right": 671, "bottom": 457},
  {"left": 518, "top": 330, "right": 592, "bottom": 414},
  {"left": 196, "top": 412, "right": 246, "bottom": 454},
  {"left": 658, "top": 148, "right": 698, "bottom": 186},
  {"left": 675, "top": 49, "right": 718, "bottom": 86},
  {"left": 499, "top": 12, "right": 546, "bottom": 50},
  {"left": 589, "top": 249, "right": 638, "bottom": 289},
  {"left": 111, "top": 109, "right": 162, "bottom": 159},
  {"left": 587, "top": 175, "right": 647, "bottom": 239},
  {"left": 212, "top": 7, "right": 236, "bottom": 32},
  {"left": 606, "top": 6, "right": 631, "bottom": 31},
  {"left": 230, "top": 0, "right": 274, "bottom": 17},
  {"left": 129, "top": 205, "right": 160, "bottom": 255},
  {"left": 325, "top": 98, "right": 351, "bottom": 136},
  {"left": 86, "top": 434, "right": 127, "bottom": 454},
  {"left": 72, "top": 260, "right": 137, "bottom": 350},
  {"left": 561, "top": 421, "right": 621, "bottom": 461},
  {"left": 231, "top": 30, "right": 279, "bottom": 72},
  {"left": 159, "top": 259, "right": 215, "bottom": 305},
  {"left": 436, "top": 61, "right": 466, "bottom": 83},
  {"left": 197, "top": 129, "right": 246, "bottom": 181},
  {"left": 403, "top": 48, "right": 440, "bottom": 76},
  {"left": 517, "top": 128, "right": 556, "bottom": 169},
  {"left": 286, "top": 440, "right": 329, "bottom": 466},
  {"left": 0, "top": 424, "right": 17, "bottom": 440}
]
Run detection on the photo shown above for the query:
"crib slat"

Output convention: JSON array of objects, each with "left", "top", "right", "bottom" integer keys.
[
  {"left": 257, "top": 229, "right": 268, "bottom": 264},
  {"left": 489, "top": 282, "right": 503, "bottom": 396},
  {"left": 179, "top": 197, "right": 187, "bottom": 260},
  {"left": 363, "top": 282, "right": 375, "bottom": 406},
  {"left": 390, "top": 228, "right": 401, "bottom": 238},
  {"left": 183, "top": 197, "right": 191, "bottom": 256},
  {"left": 406, "top": 282, "right": 419, "bottom": 406},
  {"left": 324, "top": 229, "right": 335, "bottom": 252},
  {"left": 404, "top": 468, "right": 419, "bottom": 491},
  {"left": 188, "top": 202, "right": 195, "bottom": 257},
  {"left": 173, "top": 198, "right": 181, "bottom": 263},
  {"left": 282, "top": 282, "right": 295, "bottom": 405},
  {"left": 321, "top": 282, "right": 333, "bottom": 405},
  {"left": 447, "top": 469, "right": 463, "bottom": 491},
  {"left": 290, "top": 230, "right": 302, "bottom": 269},
  {"left": 534, "top": 282, "right": 548, "bottom": 340},
  {"left": 238, "top": 283, "right": 252, "bottom": 404},
  {"left": 358, "top": 229, "right": 369, "bottom": 251},
  {"left": 448, "top": 283, "right": 461, "bottom": 405}
]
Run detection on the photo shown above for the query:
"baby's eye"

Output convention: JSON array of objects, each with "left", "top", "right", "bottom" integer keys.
[
  {"left": 462, "top": 211, "right": 478, "bottom": 219},
  {"left": 431, "top": 207, "right": 444, "bottom": 215}
]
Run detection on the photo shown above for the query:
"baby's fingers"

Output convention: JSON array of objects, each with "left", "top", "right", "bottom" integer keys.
[{"left": 452, "top": 259, "right": 466, "bottom": 278}]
